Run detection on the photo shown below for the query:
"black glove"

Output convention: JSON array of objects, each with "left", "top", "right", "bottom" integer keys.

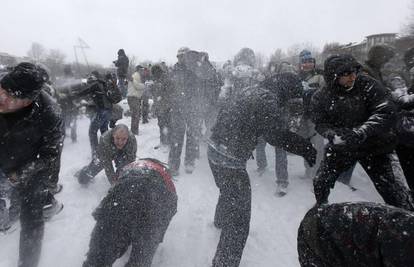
[
  {"left": 304, "top": 146, "right": 317, "bottom": 167},
  {"left": 338, "top": 129, "right": 366, "bottom": 149}
]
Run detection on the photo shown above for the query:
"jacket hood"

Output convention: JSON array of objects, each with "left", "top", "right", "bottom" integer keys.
[{"left": 323, "top": 54, "right": 361, "bottom": 90}]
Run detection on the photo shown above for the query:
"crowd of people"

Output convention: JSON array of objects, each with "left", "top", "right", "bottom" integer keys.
[{"left": 1, "top": 43, "right": 414, "bottom": 267}]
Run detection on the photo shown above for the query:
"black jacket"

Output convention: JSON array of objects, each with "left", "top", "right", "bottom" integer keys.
[
  {"left": 210, "top": 86, "right": 314, "bottom": 161},
  {"left": 93, "top": 161, "right": 177, "bottom": 244},
  {"left": 298, "top": 202, "right": 414, "bottom": 267},
  {"left": 74, "top": 79, "right": 112, "bottom": 110},
  {"left": 0, "top": 91, "right": 65, "bottom": 186},
  {"left": 114, "top": 54, "right": 129, "bottom": 78},
  {"left": 311, "top": 55, "right": 397, "bottom": 154}
]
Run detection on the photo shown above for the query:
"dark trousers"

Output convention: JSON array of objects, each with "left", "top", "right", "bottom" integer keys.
[
  {"left": 18, "top": 183, "right": 48, "bottom": 267},
  {"left": 82, "top": 183, "right": 176, "bottom": 267},
  {"left": 168, "top": 112, "right": 201, "bottom": 171},
  {"left": 209, "top": 161, "right": 251, "bottom": 267},
  {"left": 89, "top": 110, "right": 111, "bottom": 156},
  {"left": 141, "top": 95, "right": 149, "bottom": 122},
  {"left": 127, "top": 96, "right": 141, "bottom": 135},
  {"left": 157, "top": 110, "right": 171, "bottom": 145},
  {"left": 396, "top": 144, "right": 414, "bottom": 192},
  {"left": 83, "top": 219, "right": 161, "bottom": 267},
  {"left": 314, "top": 145, "right": 414, "bottom": 210}
]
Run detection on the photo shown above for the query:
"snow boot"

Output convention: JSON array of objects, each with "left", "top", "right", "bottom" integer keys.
[{"left": 275, "top": 184, "right": 288, "bottom": 197}]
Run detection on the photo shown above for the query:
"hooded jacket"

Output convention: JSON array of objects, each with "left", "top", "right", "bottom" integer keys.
[
  {"left": 311, "top": 54, "right": 397, "bottom": 154},
  {"left": 114, "top": 53, "right": 129, "bottom": 79}
]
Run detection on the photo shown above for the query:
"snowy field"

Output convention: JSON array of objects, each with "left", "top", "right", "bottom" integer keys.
[{"left": 0, "top": 103, "right": 384, "bottom": 267}]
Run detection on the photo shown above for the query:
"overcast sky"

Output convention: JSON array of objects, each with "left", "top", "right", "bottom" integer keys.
[{"left": 2, "top": 0, "right": 413, "bottom": 66}]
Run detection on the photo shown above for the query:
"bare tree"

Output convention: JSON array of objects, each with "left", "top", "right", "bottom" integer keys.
[
  {"left": 44, "top": 49, "right": 66, "bottom": 80},
  {"left": 27, "top": 42, "right": 46, "bottom": 63},
  {"left": 321, "top": 42, "right": 342, "bottom": 61},
  {"left": 269, "top": 48, "right": 286, "bottom": 64}
]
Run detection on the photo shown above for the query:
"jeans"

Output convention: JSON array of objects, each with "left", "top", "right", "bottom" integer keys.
[
  {"left": 89, "top": 109, "right": 111, "bottom": 157},
  {"left": 117, "top": 78, "right": 128, "bottom": 98}
]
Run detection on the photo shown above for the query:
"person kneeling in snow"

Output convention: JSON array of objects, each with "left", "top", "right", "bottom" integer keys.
[
  {"left": 82, "top": 158, "right": 177, "bottom": 267},
  {"left": 76, "top": 124, "right": 137, "bottom": 185},
  {"left": 298, "top": 202, "right": 414, "bottom": 267}
]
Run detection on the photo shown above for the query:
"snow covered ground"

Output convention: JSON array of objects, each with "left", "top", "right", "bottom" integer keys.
[{"left": 0, "top": 106, "right": 384, "bottom": 267}]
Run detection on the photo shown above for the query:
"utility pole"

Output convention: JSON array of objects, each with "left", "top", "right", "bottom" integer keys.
[{"left": 73, "top": 37, "right": 90, "bottom": 76}]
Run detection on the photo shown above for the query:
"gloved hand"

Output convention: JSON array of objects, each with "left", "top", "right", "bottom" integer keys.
[
  {"left": 304, "top": 146, "right": 317, "bottom": 167},
  {"left": 336, "top": 129, "right": 366, "bottom": 149}
]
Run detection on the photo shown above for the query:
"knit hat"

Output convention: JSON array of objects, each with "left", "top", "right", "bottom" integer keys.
[
  {"left": 299, "top": 50, "right": 315, "bottom": 64},
  {"left": 0, "top": 62, "right": 46, "bottom": 99}
]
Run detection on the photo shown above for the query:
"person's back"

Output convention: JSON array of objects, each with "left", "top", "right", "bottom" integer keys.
[
  {"left": 298, "top": 202, "right": 414, "bottom": 267},
  {"left": 83, "top": 158, "right": 177, "bottom": 267}
]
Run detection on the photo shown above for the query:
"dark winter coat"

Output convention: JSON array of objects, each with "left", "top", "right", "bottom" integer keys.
[
  {"left": 97, "top": 129, "right": 137, "bottom": 181},
  {"left": 0, "top": 91, "right": 65, "bottom": 186},
  {"left": 152, "top": 74, "right": 174, "bottom": 115},
  {"left": 390, "top": 87, "right": 414, "bottom": 146},
  {"left": 171, "top": 62, "right": 202, "bottom": 113},
  {"left": 84, "top": 159, "right": 177, "bottom": 267},
  {"left": 92, "top": 160, "right": 177, "bottom": 244},
  {"left": 209, "top": 85, "right": 314, "bottom": 162},
  {"left": 311, "top": 55, "right": 397, "bottom": 154},
  {"left": 74, "top": 79, "right": 112, "bottom": 110},
  {"left": 114, "top": 54, "right": 129, "bottom": 79},
  {"left": 298, "top": 202, "right": 414, "bottom": 267}
]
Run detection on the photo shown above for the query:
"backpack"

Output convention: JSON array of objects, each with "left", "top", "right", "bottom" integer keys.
[{"left": 105, "top": 79, "right": 122, "bottom": 104}]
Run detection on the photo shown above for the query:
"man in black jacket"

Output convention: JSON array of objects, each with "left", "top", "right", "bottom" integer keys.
[
  {"left": 82, "top": 158, "right": 177, "bottom": 267},
  {"left": 311, "top": 54, "right": 414, "bottom": 210},
  {"left": 208, "top": 73, "right": 317, "bottom": 267},
  {"left": 168, "top": 48, "right": 203, "bottom": 175},
  {"left": 0, "top": 62, "right": 65, "bottom": 267},
  {"left": 74, "top": 71, "right": 113, "bottom": 157},
  {"left": 298, "top": 202, "right": 414, "bottom": 267}
]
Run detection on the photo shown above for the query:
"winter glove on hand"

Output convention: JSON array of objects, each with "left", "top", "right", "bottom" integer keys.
[
  {"left": 338, "top": 129, "right": 366, "bottom": 149},
  {"left": 322, "top": 129, "right": 339, "bottom": 142}
]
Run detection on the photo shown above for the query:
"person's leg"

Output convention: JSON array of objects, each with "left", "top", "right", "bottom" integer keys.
[
  {"left": 88, "top": 113, "right": 101, "bottom": 157},
  {"left": 98, "top": 110, "right": 111, "bottom": 135},
  {"left": 83, "top": 219, "right": 130, "bottom": 267},
  {"left": 141, "top": 96, "right": 149, "bottom": 123},
  {"left": 157, "top": 110, "right": 170, "bottom": 145},
  {"left": 255, "top": 137, "right": 267, "bottom": 173},
  {"left": 168, "top": 113, "right": 186, "bottom": 175},
  {"left": 396, "top": 144, "right": 414, "bottom": 191},
  {"left": 184, "top": 115, "right": 201, "bottom": 172},
  {"left": 126, "top": 231, "right": 159, "bottom": 267},
  {"left": 359, "top": 153, "right": 414, "bottom": 211},
  {"left": 275, "top": 147, "right": 289, "bottom": 196},
  {"left": 313, "top": 146, "right": 357, "bottom": 204},
  {"left": 210, "top": 162, "right": 251, "bottom": 267},
  {"left": 127, "top": 96, "right": 139, "bottom": 135},
  {"left": 18, "top": 185, "right": 47, "bottom": 267}
]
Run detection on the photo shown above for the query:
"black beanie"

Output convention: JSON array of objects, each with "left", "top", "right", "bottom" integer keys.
[{"left": 0, "top": 62, "right": 46, "bottom": 99}]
